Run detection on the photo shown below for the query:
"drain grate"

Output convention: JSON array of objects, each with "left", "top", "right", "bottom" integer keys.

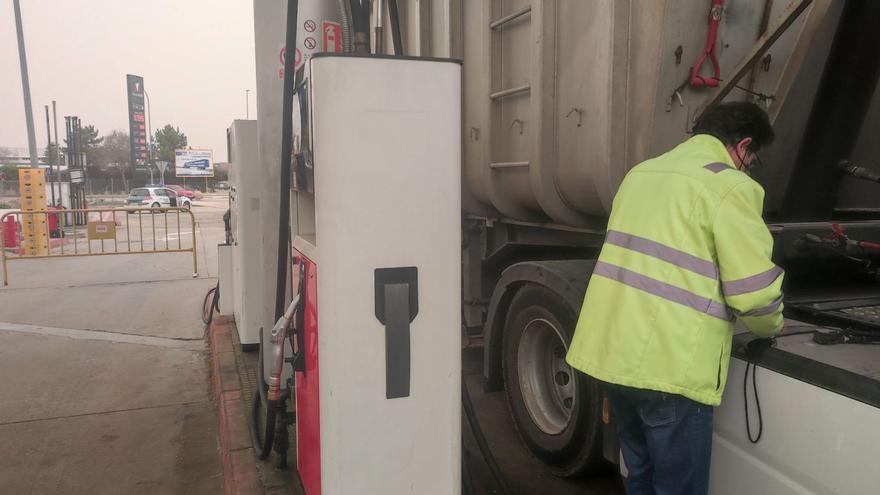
[{"left": 241, "top": 362, "right": 259, "bottom": 406}]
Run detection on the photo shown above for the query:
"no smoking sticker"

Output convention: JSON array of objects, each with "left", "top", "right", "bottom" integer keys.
[
  {"left": 304, "top": 37, "right": 317, "bottom": 50},
  {"left": 304, "top": 19, "right": 316, "bottom": 32},
  {"left": 278, "top": 46, "right": 304, "bottom": 78}
]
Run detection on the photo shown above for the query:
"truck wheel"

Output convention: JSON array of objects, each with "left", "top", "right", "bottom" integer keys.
[{"left": 502, "top": 284, "right": 603, "bottom": 477}]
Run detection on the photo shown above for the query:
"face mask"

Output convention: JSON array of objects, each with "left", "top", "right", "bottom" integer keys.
[{"left": 736, "top": 147, "right": 763, "bottom": 175}]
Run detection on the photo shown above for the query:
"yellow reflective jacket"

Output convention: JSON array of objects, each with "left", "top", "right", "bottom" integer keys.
[{"left": 566, "top": 135, "right": 784, "bottom": 406}]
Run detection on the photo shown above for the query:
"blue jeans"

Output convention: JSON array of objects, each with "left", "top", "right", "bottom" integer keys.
[{"left": 602, "top": 382, "right": 713, "bottom": 495}]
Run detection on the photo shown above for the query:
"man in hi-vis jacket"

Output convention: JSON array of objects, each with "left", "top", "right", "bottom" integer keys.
[{"left": 566, "top": 102, "right": 784, "bottom": 495}]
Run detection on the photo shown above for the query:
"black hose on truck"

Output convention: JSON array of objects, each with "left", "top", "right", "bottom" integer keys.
[
  {"left": 250, "top": 375, "right": 277, "bottom": 459},
  {"left": 201, "top": 283, "right": 220, "bottom": 326},
  {"left": 462, "top": 374, "right": 512, "bottom": 494},
  {"left": 387, "top": 0, "right": 403, "bottom": 55}
]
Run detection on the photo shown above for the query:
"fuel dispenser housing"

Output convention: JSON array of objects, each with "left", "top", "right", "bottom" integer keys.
[{"left": 286, "top": 53, "right": 462, "bottom": 495}]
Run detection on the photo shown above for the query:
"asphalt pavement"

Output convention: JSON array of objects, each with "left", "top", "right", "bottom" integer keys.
[{"left": 0, "top": 194, "right": 229, "bottom": 494}]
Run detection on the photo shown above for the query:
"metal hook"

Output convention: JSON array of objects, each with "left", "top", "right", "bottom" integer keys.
[
  {"left": 509, "top": 119, "right": 524, "bottom": 135},
  {"left": 565, "top": 108, "right": 584, "bottom": 127},
  {"left": 666, "top": 91, "right": 685, "bottom": 112}
]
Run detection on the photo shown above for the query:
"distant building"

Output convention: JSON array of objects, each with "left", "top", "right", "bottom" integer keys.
[
  {"left": 214, "top": 162, "right": 230, "bottom": 180},
  {"left": 0, "top": 147, "right": 67, "bottom": 171}
]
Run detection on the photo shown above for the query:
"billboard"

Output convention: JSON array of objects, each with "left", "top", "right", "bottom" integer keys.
[
  {"left": 175, "top": 149, "right": 214, "bottom": 177},
  {"left": 126, "top": 75, "right": 148, "bottom": 171}
]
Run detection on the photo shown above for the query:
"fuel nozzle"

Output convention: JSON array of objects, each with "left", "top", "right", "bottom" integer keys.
[{"left": 837, "top": 160, "right": 880, "bottom": 184}]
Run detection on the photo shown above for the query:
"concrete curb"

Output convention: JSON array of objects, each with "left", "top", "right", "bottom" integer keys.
[{"left": 209, "top": 316, "right": 262, "bottom": 495}]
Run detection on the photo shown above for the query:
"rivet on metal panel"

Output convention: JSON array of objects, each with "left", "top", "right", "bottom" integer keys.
[
  {"left": 509, "top": 119, "right": 524, "bottom": 135},
  {"left": 565, "top": 108, "right": 583, "bottom": 127}
]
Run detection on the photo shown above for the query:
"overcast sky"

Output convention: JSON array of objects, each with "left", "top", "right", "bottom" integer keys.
[{"left": 1, "top": 0, "right": 256, "bottom": 162}]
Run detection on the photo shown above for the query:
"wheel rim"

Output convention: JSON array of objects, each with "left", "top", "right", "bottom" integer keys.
[{"left": 517, "top": 317, "right": 576, "bottom": 435}]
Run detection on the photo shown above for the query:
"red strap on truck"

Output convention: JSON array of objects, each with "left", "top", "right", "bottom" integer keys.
[{"left": 690, "top": 0, "right": 725, "bottom": 88}]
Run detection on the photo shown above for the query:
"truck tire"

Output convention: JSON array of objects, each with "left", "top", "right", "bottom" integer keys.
[{"left": 502, "top": 283, "right": 603, "bottom": 477}]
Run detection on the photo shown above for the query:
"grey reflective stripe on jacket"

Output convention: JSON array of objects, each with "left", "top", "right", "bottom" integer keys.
[
  {"left": 722, "top": 266, "right": 784, "bottom": 296},
  {"left": 605, "top": 230, "right": 719, "bottom": 279},
  {"left": 592, "top": 261, "right": 732, "bottom": 321}
]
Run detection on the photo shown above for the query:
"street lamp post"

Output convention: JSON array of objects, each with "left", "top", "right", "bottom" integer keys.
[
  {"left": 144, "top": 90, "right": 154, "bottom": 166},
  {"left": 13, "top": 0, "right": 39, "bottom": 168}
]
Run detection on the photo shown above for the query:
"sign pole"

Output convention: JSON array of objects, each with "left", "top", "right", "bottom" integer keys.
[{"left": 155, "top": 161, "right": 168, "bottom": 186}]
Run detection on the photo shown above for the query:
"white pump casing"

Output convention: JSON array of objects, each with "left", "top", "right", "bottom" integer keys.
[
  {"left": 227, "top": 119, "right": 260, "bottom": 346},
  {"left": 291, "top": 54, "right": 462, "bottom": 495}
]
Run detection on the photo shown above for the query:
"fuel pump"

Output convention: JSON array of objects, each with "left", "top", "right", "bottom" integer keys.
[{"left": 256, "top": 50, "right": 463, "bottom": 495}]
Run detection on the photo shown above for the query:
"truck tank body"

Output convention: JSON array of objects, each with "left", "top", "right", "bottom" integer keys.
[
  {"left": 397, "top": 0, "right": 832, "bottom": 227},
  {"left": 257, "top": 0, "right": 880, "bottom": 485}
]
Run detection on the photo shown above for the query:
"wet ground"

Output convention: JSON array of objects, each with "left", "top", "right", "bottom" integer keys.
[{"left": 0, "top": 195, "right": 228, "bottom": 494}]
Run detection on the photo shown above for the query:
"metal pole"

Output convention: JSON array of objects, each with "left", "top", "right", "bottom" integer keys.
[
  {"left": 374, "top": 0, "right": 385, "bottom": 55},
  {"left": 75, "top": 117, "right": 84, "bottom": 222},
  {"left": 190, "top": 210, "right": 198, "bottom": 278},
  {"left": 52, "top": 100, "right": 60, "bottom": 205},
  {"left": 66, "top": 117, "right": 74, "bottom": 216},
  {"left": 13, "top": 0, "right": 39, "bottom": 168},
  {"left": 2, "top": 227, "right": 8, "bottom": 285},
  {"left": 245, "top": 89, "right": 250, "bottom": 119},
  {"left": 145, "top": 90, "right": 154, "bottom": 167},
  {"left": 45, "top": 105, "right": 56, "bottom": 206}
]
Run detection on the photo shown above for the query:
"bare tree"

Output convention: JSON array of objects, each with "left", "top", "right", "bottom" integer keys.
[{"left": 95, "top": 130, "right": 132, "bottom": 192}]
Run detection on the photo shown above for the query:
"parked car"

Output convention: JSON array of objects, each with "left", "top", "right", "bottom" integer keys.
[
  {"left": 146, "top": 183, "right": 197, "bottom": 200},
  {"left": 213, "top": 181, "right": 230, "bottom": 191},
  {"left": 163, "top": 184, "right": 193, "bottom": 199},
  {"left": 126, "top": 187, "right": 191, "bottom": 210}
]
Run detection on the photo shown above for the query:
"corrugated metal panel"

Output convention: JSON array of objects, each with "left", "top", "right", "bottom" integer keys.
[{"left": 399, "top": 0, "right": 829, "bottom": 227}]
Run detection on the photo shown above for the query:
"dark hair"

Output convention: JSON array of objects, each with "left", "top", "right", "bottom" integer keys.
[{"left": 693, "top": 101, "right": 775, "bottom": 151}]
